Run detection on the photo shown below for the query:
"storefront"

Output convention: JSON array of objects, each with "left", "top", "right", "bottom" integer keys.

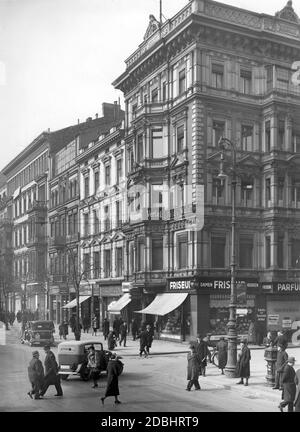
[
  {"left": 262, "top": 281, "right": 300, "bottom": 344},
  {"left": 135, "top": 276, "right": 260, "bottom": 342}
]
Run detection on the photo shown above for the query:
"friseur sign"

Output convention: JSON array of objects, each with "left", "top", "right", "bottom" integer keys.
[{"left": 167, "top": 277, "right": 258, "bottom": 293}]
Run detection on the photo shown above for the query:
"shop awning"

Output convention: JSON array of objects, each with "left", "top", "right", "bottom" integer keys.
[
  {"left": 107, "top": 293, "right": 131, "bottom": 314},
  {"left": 63, "top": 296, "right": 91, "bottom": 309},
  {"left": 135, "top": 293, "right": 188, "bottom": 316}
]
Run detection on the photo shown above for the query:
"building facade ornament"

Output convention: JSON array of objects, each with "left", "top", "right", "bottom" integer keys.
[{"left": 275, "top": 1, "right": 299, "bottom": 24}]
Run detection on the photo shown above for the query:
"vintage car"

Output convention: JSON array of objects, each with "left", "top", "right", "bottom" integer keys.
[
  {"left": 57, "top": 339, "right": 123, "bottom": 381},
  {"left": 21, "top": 320, "right": 55, "bottom": 346}
]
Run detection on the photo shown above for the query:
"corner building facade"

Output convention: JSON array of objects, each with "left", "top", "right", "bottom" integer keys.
[{"left": 113, "top": 0, "right": 300, "bottom": 342}]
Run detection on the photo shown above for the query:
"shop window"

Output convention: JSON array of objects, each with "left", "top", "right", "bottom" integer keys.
[
  {"left": 292, "top": 239, "right": 300, "bottom": 267},
  {"left": 240, "top": 69, "right": 252, "bottom": 94},
  {"left": 239, "top": 236, "right": 253, "bottom": 269},
  {"left": 152, "top": 238, "right": 163, "bottom": 270},
  {"left": 241, "top": 125, "right": 253, "bottom": 152},
  {"left": 266, "top": 236, "right": 271, "bottom": 268},
  {"left": 211, "top": 235, "right": 225, "bottom": 268},
  {"left": 265, "top": 121, "right": 271, "bottom": 153},
  {"left": 212, "top": 63, "right": 224, "bottom": 89},
  {"left": 178, "top": 233, "right": 188, "bottom": 269},
  {"left": 177, "top": 125, "right": 185, "bottom": 153},
  {"left": 179, "top": 69, "right": 186, "bottom": 95},
  {"left": 212, "top": 121, "right": 225, "bottom": 147}
]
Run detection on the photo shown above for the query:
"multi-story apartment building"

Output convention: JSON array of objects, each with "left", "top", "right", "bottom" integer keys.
[
  {"left": 113, "top": 0, "right": 300, "bottom": 342},
  {"left": 2, "top": 134, "right": 49, "bottom": 317},
  {"left": 48, "top": 102, "right": 124, "bottom": 324},
  {"left": 77, "top": 119, "right": 127, "bottom": 328}
]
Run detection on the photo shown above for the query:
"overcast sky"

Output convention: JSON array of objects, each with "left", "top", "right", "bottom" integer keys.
[{"left": 0, "top": 0, "right": 298, "bottom": 172}]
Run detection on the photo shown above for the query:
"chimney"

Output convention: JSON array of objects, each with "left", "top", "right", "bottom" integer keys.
[
  {"left": 95, "top": 113, "right": 98, "bottom": 119},
  {"left": 77, "top": 119, "right": 80, "bottom": 124},
  {"left": 47, "top": 128, "right": 50, "bottom": 132}
]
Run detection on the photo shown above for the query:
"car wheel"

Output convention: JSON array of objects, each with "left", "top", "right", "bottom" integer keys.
[
  {"left": 80, "top": 368, "right": 90, "bottom": 381},
  {"left": 61, "top": 375, "right": 69, "bottom": 381}
]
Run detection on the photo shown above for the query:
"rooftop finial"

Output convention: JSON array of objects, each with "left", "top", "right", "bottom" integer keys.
[{"left": 275, "top": 0, "right": 299, "bottom": 23}]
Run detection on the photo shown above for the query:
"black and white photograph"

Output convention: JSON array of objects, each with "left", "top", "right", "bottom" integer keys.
[{"left": 1, "top": 0, "right": 300, "bottom": 417}]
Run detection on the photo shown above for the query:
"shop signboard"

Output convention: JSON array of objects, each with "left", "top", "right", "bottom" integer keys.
[
  {"left": 257, "top": 308, "right": 267, "bottom": 322},
  {"left": 268, "top": 314, "right": 279, "bottom": 326},
  {"left": 282, "top": 318, "right": 292, "bottom": 329},
  {"left": 167, "top": 279, "right": 196, "bottom": 293},
  {"left": 198, "top": 277, "right": 259, "bottom": 292},
  {"left": 236, "top": 308, "right": 248, "bottom": 316},
  {"left": 262, "top": 282, "right": 300, "bottom": 294}
]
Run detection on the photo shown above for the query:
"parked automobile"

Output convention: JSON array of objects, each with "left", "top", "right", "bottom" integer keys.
[
  {"left": 57, "top": 339, "right": 123, "bottom": 381},
  {"left": 21, "top": 320, "right": 55, "bottom": 347}
]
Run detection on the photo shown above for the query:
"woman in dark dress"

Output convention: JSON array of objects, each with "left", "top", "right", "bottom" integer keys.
[{"left": 101, "top": 353, "right": 123, "bottom": 405}]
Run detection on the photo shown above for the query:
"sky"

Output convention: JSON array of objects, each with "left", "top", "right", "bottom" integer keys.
[{"left": 0, "top": 0, "right": 299, "bottom": 172}]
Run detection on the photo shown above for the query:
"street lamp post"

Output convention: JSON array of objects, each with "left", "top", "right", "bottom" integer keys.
[{"left": 218, "top": 136, "right": 238, "bottom": 378}]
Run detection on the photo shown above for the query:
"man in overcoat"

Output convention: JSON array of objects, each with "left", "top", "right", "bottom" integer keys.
[
  {"left": 216, "top": 337, "right": 228, "bottom": 374},
  {"left": 279, "top": 356, "right": 296, "bottom": 412},
  {"left": 119, "top": 321, "right": 128, "bottom": 347},
  {"left": 294, "top": 367, "right": 300, "bottom": 412},
  {"left": 27, "top": 351, "right": 44, "bottom": 399},
  {"left": 195, "top": 335, "right": 211, "bottom": 377},
  {"left": 138, "top": 325, "right": 153, "bottom": 358},
  {"left": 102, "top": 317, "right": 110, "bottom": 340},
  {"left": 40, "top": 345, "right": 63, "bottom": 397},
  {"left": 236, "top": 339, "right": 251, "bottom": 386},
  {"left": 186, "top": 345, "right": 201, "bottom": 391},
  {"left": 273, "top": 345, "right": 288, "bottom": 390}
]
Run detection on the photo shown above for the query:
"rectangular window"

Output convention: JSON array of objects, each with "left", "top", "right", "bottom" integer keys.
[
  {"left": 137, "top": 135, "right": 144, "bottom": 163},
  {"left": 212, "top": 178, "right": 224, "bottom": 201},
  {"left": 104, "top": 205, "right": 110, "bottom": 231},
  {"left": 292, "top": 178, "right": 300, "bottom": 203},
  {"left": 239, "top": 236, "right": 253, "bottom": 268},
  {"left": 278, "top": 177, "right": 284, "bottom": 202},
  {"left": 177, "top": 125, "right": 184, "bottom": 153},
  {"left": 293, "top": 133, "right": 300, "bottom": 153},
  {"left": 105, "top": 165, "right": 111, "bottom": 186},
  {"left": 116, "top": 200, "right": 122, "bottom": 227},
  {"left": 84, "top": 176, "right": 89, "bottom": 198},
  {"left": 212, "top": 121, "right": 225, "bottom": 147},
  {"left": 162, "top": 81, "right": 167, "bottom": 101},
  {"left": 266, "top": 178, "right": 271, "bottom": 202},
  {"left": 265, "top": 121, "right": 271, "bottom": 153},
  {"left": 266, "top": 236, "right": 271, "bottom": 268},
  {"left": 84, "top": 213, "right": 89, "bottom": 236},
  {"left": 278, "top": 120, "right": 285, "bottom": 150},
  {"left": 211, "top": 235, "right": 225, "bottom": 268},
  {"left": 152, "top": 238, "right": 163, "bottom": 270},
  {"left": 178, "top": 233, "right": 188, "bottom": 269},
  {"left": 212, "top": 63, "right": 224, "bottom": 88},
  {"left": 116, "top": 159, "right": 122, "bottom": 184},
  {"left": 94, "top": 171, "right": 99, "bottom": 194},
  {"left": 104, "top": 250, "right": 111, "bottom": 277},
  {"left": 241, "top": 125, "right": 253, "bottom": 152},
  {"left": 137, "top": 242, "right": 144, "bottom": 271},
  {"left": 151, "top": 128, "right": 164, "bottom": 158},
  {"left": 241, "top": 179, "right": 253, "bottom": 205},
  {"left": 151, "top": 87, "right": 158, "bottom": 102},
  {"left": 240, "top": 69, "right": 252, "bottom": 94},
  {"left": 83, "top": 253, "right": 90, "bottom": 277},
  {"left": 132, "top": 104, "right": 137, "bottom": 119},
  {"left": 278, "top": 235, "right": 284, "bottom": 268},
  {"left": 93, "top": 251, "right": 100, "bottom": 278},
  {"left": 116, "top": 247, "right": 123, "bottom": 277},
  {"left": 292, "top": 239, "right": 300, "bottom": 267},
  {"left": 93, "top": 210, "right": 99, "bottom": 234},
  {"left": 179, "top": 69, "right": 186, "bottom": 95}
]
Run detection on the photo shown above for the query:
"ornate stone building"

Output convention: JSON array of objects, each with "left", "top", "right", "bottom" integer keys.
[{"left": 113, "top": 0, "right": 300, "bottom": 341}]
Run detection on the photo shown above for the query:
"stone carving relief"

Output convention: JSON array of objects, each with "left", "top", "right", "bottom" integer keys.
[
  {"left": 275, "top": 1, "right": 299, "bottom": 23},
  {"left": 144, "top": 15, "right": 160, "bottom": 40}
]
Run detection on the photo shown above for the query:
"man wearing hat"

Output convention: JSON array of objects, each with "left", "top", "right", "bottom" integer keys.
[
  {"left": 27, "top": 351, "right": 44, "bottom": 400},
  {"left": 279, "top": 356, "right": 296, "bottom": 412},
  {"left": 236, "top": 339, "right": 251, "bottom": 386},
  {"left": 40, "top": 345, "right": 63, "bottom": 397}
]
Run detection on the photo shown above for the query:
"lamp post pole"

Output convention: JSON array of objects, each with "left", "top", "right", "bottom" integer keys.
[{"left": 218, "top": 137, "right": 238, "bottom": 378}]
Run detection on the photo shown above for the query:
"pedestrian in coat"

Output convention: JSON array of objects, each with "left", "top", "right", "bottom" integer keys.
[
  {"left": 101, "top": 353, "right": 123, "bottom": 405},
  {"left": 236, "top": 339, "right": 251, "bottom": 386},
  {"left": 195, "top": 335, "right": 211, "bottom": 377},
  {"left": 216, "top": 337, "right": 228, "bottom": 374},
  {"left": 87, "top": 345, "right": 100, "bottom": 388},
  {"left": 69, "top": 315, "right": 76, "bottom": 333},
  {"left": 275, "top": 330, "right": 288, "bottom": 350},
  {"left": 138, "top": 325, "right": 153, "bottom": 358},
  {"left": 279, "top": 356, "right": 296, "bottom": 412},
  {"left": 272, "top": 346, "right": 288, "bottom": 390},
  {"left": 27, "top": 351, "right": 44, "bottom": 400},
  {"left": 83, "top": 315, "right": 90, "bottom": 333},
  {"left": 294, "top": 368, "right": 300, "bottom": 412},
  {"left": 40, "top": 345, "right": 63, "bottom": 397},
  {"left": 119, "top": 322, "right": 128, "bottom": 347},
  {"left": 92, "top": 315, "right": 99, "bottom": 336},
  {"left": 107, "top": 330, "right": 117, "bottom": 351},
  {"left": 131, "top": 318, "right": 138, "bottom": 341},
  {"left": 113, "top": 317, "right": 121, "bottom": 340},
  {"left": 102, "top": 317, "right": 110, "bottom": 340},
  {"left": 186, "top": 345, "right": 201, "bottom": 391}
]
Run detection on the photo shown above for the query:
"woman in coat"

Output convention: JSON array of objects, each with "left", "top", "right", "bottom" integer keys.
[
  {"left": 236, "top": 339, "right": 251, "bottom": 386},
  {"left": 279, "top": 357, "right": 296, "bottom": 412},
  {"left": 294, "top": 368, "right": 300, "bottom": 412},
  {"left": 27, "top": 351, "right": 44, "bottom": 399},
  {"left": 216, "top": 337, "right": 228, "bottom": 375},
  {"left": 186, "top": 345, "right": 201, "bottom": 391},
  {"left": 101, "top": 353, "right": 123, "bottom": 405}
]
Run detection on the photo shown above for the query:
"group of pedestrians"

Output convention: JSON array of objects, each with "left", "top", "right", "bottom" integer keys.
[{"left": 27, "top": 345, "right": 63, "bottom": 400}]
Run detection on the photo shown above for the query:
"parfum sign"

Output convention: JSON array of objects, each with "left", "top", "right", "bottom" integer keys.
[{"left": 291, "top": 61, "right": 300, "bottom": 86}]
